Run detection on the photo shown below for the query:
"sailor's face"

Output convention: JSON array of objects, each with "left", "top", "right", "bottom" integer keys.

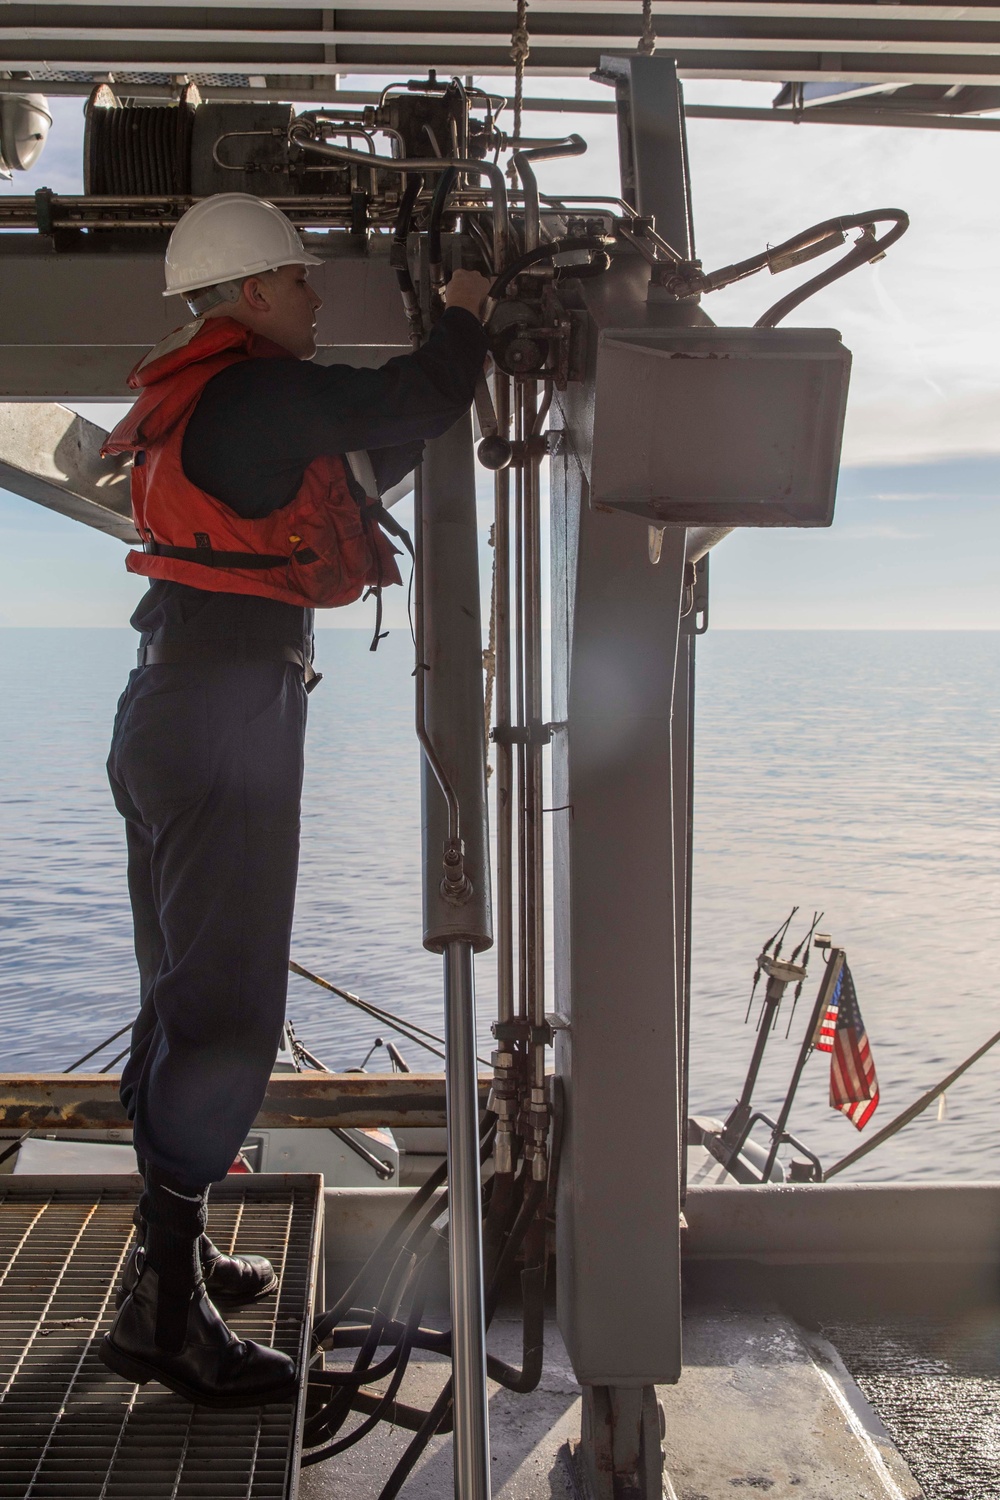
[{"left": 256, "top": 263, "right": 323, "bottom": 359}]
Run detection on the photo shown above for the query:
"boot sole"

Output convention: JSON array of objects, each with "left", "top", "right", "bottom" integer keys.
[
  {"left": 98, "top": 1335, "right": 297, "bottom": 1410},
  {"left": 209, "top": 1272, "right": 280, "bottom": 1304}
]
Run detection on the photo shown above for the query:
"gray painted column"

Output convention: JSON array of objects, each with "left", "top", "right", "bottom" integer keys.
[
  {"left": 673, "top": 619, "right": 696, "bottom": 1199},
  {"left": 551, "top": 450, "right": 686, "bottom": 1386},
  {"left": 599, "top": 53, "right": 696, "bottom": 258}
]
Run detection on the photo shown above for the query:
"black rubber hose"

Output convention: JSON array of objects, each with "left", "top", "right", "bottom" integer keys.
[
  {"left": 702, "top": 208, "right": 907, "bottom": 295},
  {"left": 488, "top": 234, "right": 613, "bottom": 304},
  {"left": 377, "top": 1373, "right": 456, "bottom": 1500},
  {"left": 312, "top": 1117, "right": 496, "bottom": 1352},
  {"left": 348, "top": 1388, "right": 455, "bottom": 1434},
  {"left": 755, "top": 209, "right": 909, "bottom": 328},
  {"left": 374, "top": 1176, "right": 548, "bottom": 1500},
  {"left": 301, "top": 1253, "right": 434, "bottom": 1465},
  {"left": 481, "top": 1166, "right": 518, "bottom": 1284},
  {"left": 392, "top": 171, "right": 422, "bottom": 254},
  {"left": 404, "top": 1179, "right": 545, "bottom": 1388},
  {"left": 390, "top": 171, "right": 424, "bottom": 334},
  {"left": 428, "top": 165, "right": 458, "bottom": 287},
  {"left": 311, "top": 1154, "right": 448, "bottom": 1347},
  {"left": 484, "top": 1207, "right": 546, "bottom": 1392},
  {"left": 306, "top": 1190, "right": 453, "bottom": 1443},
  {"left": 304, "top": 1245, "right": 421, "bottom": 1446}
]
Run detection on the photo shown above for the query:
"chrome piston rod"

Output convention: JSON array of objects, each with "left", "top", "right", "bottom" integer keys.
[
  {"left": 444, "top": 939, "right": 491, "bottom": 1500},
  {"left": 417, "top": 414, "right": 493, "bottom": 1500}
]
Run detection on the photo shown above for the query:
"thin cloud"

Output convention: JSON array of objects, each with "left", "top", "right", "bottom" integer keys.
[
  {"left": 869, "top": 491, "right": 963, "bottom": 503},
  {"left": 831, "top": 523, "right": 928, "bottom": 541}
]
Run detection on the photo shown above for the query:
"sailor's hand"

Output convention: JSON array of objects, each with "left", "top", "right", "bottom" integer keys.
[{"left": 444, "top": 269, "right": 493, "bottom": 321}]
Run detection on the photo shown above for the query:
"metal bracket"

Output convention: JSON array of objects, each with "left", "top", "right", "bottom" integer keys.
[
  {"left": 680, "top": 554, "right": 709, "bottom": 636},
  {"left": 491, "top": 718, "right": 566, "bottom": 747},
  {"left": 574, "top": 1385, "right": 667, "bottom": 1500}
]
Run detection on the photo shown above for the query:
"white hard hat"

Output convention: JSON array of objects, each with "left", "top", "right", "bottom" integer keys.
[{"left": 163, "top": 192, "right": 321, "bottom": 297}]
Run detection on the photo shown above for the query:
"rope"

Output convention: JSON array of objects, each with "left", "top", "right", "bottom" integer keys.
[
  {"left": 289, "top": 960, "right": 492, "bottom": 1067},
  {"left": 510, "top": 0, "right": 530, "bottom": 146},
  {"left": 638, "top": 0, "right": 657, "bottom": 54},
  {"left": 483, "top": 521, "right": 497, "bottom": 779}
]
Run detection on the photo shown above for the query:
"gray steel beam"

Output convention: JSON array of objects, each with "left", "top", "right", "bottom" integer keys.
[
  {"left": 598, "top": 54, "right": 695, "bottom": 258},
  {"left": 7, "top": 0, "right": 1000, "bottom": 85},
  {"left": 0, "top": 402, "right": 135, "bottom": 541},
  {"left": 13, "top": 52, "right": 1000, "bottom": 84},
  {"left": 551, "top": 448, "right": 686, "bottom": 1389},
  {"left": 0, "top": 244, "right": 409, "bottom": 400},
  {"left": 551, "top": 65, "right": 703, "bottom": 1500},
  {"left": 13, "top": 24, "right": 1000, "bottom": 54},
  {"left": 13, "top": 0, "right": 1000, "bottom": 14}
]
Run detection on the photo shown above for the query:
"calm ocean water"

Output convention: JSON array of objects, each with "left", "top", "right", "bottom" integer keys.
[{"left": 2, "top": 627, "right": 998, "bottom": 1182}]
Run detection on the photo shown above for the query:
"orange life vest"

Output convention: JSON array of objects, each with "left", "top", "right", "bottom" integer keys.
[{"left": 103, "top": 316, "right": 404, "bottom": 609}]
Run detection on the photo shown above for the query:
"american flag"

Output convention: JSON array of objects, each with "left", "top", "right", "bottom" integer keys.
[
  {"left": 827, "top": 962, "right": 880, "bottom": 1130},
  {"left": 813, "top": 966, "right": 842, "bottom": 1054}
]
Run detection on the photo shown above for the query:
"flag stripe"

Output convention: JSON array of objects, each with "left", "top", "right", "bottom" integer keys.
[
  {"left": 814, "top": 966, "right": 843, "bottom": 1054},
  {"left": 827, "top": 961, "right": 879, "bottom": 1133}
]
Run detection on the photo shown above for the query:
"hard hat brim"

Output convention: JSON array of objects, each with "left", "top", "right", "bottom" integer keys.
[{"left": 164, "top": 250, "right": 323, "bottom": 298}]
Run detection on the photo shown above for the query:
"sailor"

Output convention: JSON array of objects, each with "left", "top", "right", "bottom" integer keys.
[{"left": 101, "top": 192, "right": 490, "bottom": 1407}]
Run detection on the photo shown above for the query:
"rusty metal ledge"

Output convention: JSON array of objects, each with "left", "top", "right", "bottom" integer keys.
[{"left": 0, "top": 1071, "right": 490, "bottom": 1131}]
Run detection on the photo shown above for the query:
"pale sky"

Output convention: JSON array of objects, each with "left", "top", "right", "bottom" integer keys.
[{"left": 1, "top": 76, "right": 999, "bottom": 628}]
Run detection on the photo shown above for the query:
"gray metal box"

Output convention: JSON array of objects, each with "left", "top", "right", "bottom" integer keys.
[{"left": 588, "top": 326, "right": 851, "bottom": 526}]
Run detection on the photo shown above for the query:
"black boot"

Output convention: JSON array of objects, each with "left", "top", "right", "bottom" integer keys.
[
  {"left": 101, "top": 1169, "right": 295, "bottom": 1409},
  {"left": 202, "top": 1236, "right": 278, "bottom": 1302},
  {"left": 118, "top": 1164, "right": 277, "bottom": 1307},
  {"left": 117, "top": 1224, "right": 277, "bottom": 1307}
]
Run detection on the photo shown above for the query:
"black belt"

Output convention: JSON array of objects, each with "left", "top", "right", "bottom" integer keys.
[{"left": 137, "top": 641, "right": 321, "bottom": 690}]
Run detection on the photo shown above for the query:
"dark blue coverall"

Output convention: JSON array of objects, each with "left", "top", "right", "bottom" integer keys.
[{"left": 107, "top": 308, "right": 487, "bottom": 1187}]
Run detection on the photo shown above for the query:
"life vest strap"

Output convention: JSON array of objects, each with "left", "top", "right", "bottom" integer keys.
[{"left": 143, "top": 539, "right": 319, "bottom": 569}]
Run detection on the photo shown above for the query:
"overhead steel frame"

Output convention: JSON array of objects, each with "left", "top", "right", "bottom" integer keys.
[
  {"left": 9, "top": 0, "right": 1000, "bottom": 86},
  {"left": 550, "top": 55, "right": 704, "bottom": 1499}
]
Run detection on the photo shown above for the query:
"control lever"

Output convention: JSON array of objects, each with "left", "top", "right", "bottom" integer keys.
[{"left": 474, "top": 371, "right": 513, "bottom": 471}]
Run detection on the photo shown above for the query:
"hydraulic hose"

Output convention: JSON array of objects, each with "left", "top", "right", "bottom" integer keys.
[
  {"left": 311, "top": 1154, "right": 449, "bottom": 1349},
  {"left": 391, "top": 171, "right": 424, "bottom": 344},
  {"left": 428, "top": 165, "right": 458, "bottom": 295},
  {"left": 305, "top": 1243, "right": 423, "bottom": 1447},
  {"left": 485, "top": 233, "right": 613, "bottom": 314},
  {"left": 372, "top": 1174, "right": 548, "bottom": 1500},
  {"left": 303, "top": 1252, "right": 435, "bottom": 1464},
  {"left": 754, "top": 209, "right": 909, "bottom": 327},
  {"left": 304, "top": 1148, "right": 550, "bottom": 1483}
]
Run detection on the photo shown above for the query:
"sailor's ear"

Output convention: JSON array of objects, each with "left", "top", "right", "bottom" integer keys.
[{"left": 241, "top": 274, "right": 273, "bottom": 311}]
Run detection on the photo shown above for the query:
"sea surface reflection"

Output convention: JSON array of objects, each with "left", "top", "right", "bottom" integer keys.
[{"left": 2, "top": 628, "right": 997, "bottom": 1182}]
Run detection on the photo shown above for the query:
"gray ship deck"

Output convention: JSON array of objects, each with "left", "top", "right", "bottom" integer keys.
[
  {"left": 4, "top": 1176, "right": 1000, "bottom": 1498},
  {"left": 297, "top": 1181, "right": 1000, "bottom": 1499}
]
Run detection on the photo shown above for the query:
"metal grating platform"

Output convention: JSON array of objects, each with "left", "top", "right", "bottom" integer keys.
[
  {"left": 0, "top": 1173, "right": 322, "bottom": 1500},
  {"left": 827, "top": 1314, "right": 1000, "bottom": 1500}
]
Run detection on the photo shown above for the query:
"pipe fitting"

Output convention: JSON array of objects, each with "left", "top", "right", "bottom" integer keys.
[{"left": 440, "top": 838, "right": 474, "bottom": 904}]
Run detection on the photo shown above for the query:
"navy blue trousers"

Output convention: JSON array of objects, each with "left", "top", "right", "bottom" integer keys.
[{"left": 107, "top": 661, "right": 307, "bottom": 1185}]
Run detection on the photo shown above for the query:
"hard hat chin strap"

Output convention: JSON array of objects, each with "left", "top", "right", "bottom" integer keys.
[{"left": 185, "top": 277, "right": 245, "bottom": 318}]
